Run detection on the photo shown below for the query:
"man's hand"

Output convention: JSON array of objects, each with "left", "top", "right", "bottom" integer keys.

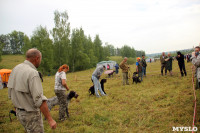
[
  {"left": 40, "top": 101, "right": 57, "bottom": 130},
  {"left": 48, "top": 119, "right": 57, "bottom": 129}
]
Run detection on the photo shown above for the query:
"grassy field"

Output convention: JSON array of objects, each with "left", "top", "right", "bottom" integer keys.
[
  {"left": 0, "top": 55, "right": 199, "bottom": 133},
  {"left": 0, "top": 55, "right": 25, "bottom": 69}
]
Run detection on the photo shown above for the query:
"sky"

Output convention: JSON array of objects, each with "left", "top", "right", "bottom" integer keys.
[{"left": 0, "top": 0, "right": 200, "bottom": 54}]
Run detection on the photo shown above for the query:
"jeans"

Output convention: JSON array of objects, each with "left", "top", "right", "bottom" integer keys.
[
  {"left": 92, "top": 76, "right": 105, "bottom": 97},
  {"left": 142, "top": 67, "right": 146, "bottom": 76}
]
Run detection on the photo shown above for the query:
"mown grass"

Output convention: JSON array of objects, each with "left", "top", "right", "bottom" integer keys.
[
  {"left": 0, "top": 55, "right": 25, "bottom": 69},
  {"left": 0, "top": 55, "right": 199, "bottom": 133}
]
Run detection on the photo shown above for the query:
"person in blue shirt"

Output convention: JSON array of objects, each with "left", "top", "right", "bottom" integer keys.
[
  {"left": 114, "top": 63, "right": 119, "bottom": 74},
  {"left": 136, "top": 57, "right": 143, "bottom": 81}
]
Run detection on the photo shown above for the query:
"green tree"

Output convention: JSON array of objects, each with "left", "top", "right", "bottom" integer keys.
[
  {"left": 120, "top": 45, "right": 136, "bottom": 58},
  {"left": 0, "top": 34, "right": 11, "bottom": 54},
  {"left": 86, "top": 36, "right": 98, "bottom": 67},
  {"left": 104, "top": 43, "right": 115, "bottom": 56},
  {"left": 0, "top": 43, "right": 2, "bottom": 62},
  {"left": 31, "top": 26, "right": 54, "bottom": 75},
  {"left": 0, "top": 34, "right": 8, "bottom": 54},
  {"left": 21, "top": 35, "right": 31, "bottom": 54},
  {"left": 51, "top": 10, "right": 71, "bottom": 69},
  {"left": 9, "top": 31, "right": 26, "bottom": 54},
  {"left": 70, "top": 28, "right": 90, "bottom": 71},
  {"left": 94, "top": 35, "right": 105, "bottom": 62},
  {"left": 136, "top": 50, "right": 145, "bottom": 57}
]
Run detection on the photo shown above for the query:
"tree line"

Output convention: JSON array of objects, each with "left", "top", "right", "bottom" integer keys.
[{"left": 0, "top": 10, "right": 145, "bottom": 75}]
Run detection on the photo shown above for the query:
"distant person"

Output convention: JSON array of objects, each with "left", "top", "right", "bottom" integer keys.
[
  {"left": 165, "top": 53, "right": 173, "bottom": 76},
  {"left": 107, "top": 64, "right": 110, "bottom": 70},
  {"left": 150, "top": 58, "right": 152, "bottom": 63},
  {"left": 8, "top": 48, "right": 56, "bottom": 132},
  {"left": 136, "top": 57, "right": 143, "bottom": 81},
  {"left": 54, "top": 64, "right": 70, "bottom": 121},
  {"left": 92, "top": 65, "right": 106, "bottom": 97},
  {"left": 141, "top": 55, "right": 147, "bottom": 77},
  {"left": 160, "top": 52, "right": 168, "bottom": 76},
  {"left": 176, "top": 51, "right": 187, "bottom": 76},
  {"left": 115, "top": 63, "right": 119, "bottom": 74},
  {"left": 191, "top": 46, "right": 200, "bottom": 89},
  {"left": 119, "top": 57, "right": 129, "bottom": 85}
]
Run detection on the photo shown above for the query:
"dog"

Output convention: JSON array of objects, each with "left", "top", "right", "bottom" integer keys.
[
  {"left": 89, "top": 79, "right": 107, "bottom": 95},
  {"left": 9, "top": 109, "right": 16, "bottom": 122},
  {"left": 132, "top": 72, "right": 141, "bottom": 84},
  {"left": 108, "top": 70, "right": 115, "bottom": 78},
  {"left": 47, "top": 90, "right": 79, "bottom": 118}
]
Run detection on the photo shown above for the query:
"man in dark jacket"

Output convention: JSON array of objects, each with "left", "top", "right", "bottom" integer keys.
[
  {"left": 141, "top": 55, "right": 147, "bottom": 76},
  {"left": 136, "top": 57, "right": 143, "bottom": 81},
  {"left": 176, "top": 51, "right": 187, "bottom": 76},
  {"left": 165, "top": 53, "right": 173, "bottom": 76}
]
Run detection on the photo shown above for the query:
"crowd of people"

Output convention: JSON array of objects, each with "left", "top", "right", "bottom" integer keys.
[
  {"left": 117, "top": 50, "right": 192, "bottom": 86},
  {"left": 7, "top": 47, "right": 198, "bottom": 132}
]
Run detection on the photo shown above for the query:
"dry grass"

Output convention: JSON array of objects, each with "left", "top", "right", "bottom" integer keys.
[{"left": 0, "top": 55, "right": 198, "bottom": 133}]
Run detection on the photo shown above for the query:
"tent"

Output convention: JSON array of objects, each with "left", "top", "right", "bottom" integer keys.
[
  {"left": 0, "top": 69, "right": 12, "bottom": 88},
  {"left": 96, "top": 61, "right": 117, "bottom": 70}
]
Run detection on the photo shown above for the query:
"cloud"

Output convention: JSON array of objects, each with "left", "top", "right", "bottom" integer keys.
[{"left": 0, "top": 0, "right": 200, "bottom": 54}]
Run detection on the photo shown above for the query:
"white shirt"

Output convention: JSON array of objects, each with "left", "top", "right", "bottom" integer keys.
[{"left": 54, "top": 71, "right": 67, "bottom": 91}]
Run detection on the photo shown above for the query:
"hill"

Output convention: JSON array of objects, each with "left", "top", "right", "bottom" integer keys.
[
  {"left": 146, "top": 48, "right": 193, "bottom": 57},
  {"left": 0, "top": 55, "right": 25, "bottom": 69},
  {"left": 0, "top": 55, "right": 200, "bottom": 132}
]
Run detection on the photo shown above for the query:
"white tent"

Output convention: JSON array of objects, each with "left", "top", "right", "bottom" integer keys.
[{"left": 96, "top": 61, "right": 117, "bottom": 70}]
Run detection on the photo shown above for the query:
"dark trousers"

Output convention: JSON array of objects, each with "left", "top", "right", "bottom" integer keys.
[
  {"left": 178, "top": 63, "right": 187, "bottom": 76},
  {"left": 161, "top": 63, "right": 167, "bottom": 75}
]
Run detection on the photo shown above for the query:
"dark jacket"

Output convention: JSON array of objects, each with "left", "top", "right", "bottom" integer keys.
[
  {"left": 141, "top": 58, "right": 147, "bottom": 67},
  {"left": 176, "top": 52, "right": 185, "bottom": 65},
  {"left": 166, "top": 56, "right": 173, "bottom": 70},
  {"left": 160, "top": 55, "right": 168, "bottom": 64}
]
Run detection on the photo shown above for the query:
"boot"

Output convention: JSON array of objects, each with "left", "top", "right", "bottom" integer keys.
[
  {"left": 181, "top": 72, "right": 184, "bottom": 77},
  {"left": 185, "top": 72, "right": 187, "bottom": 76}
]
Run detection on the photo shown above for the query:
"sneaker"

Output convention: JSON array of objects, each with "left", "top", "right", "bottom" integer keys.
[{"left": 96, "top": 95, "right": 101, "bottom": 98}]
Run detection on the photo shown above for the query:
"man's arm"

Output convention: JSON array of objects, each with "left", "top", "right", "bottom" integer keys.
[
  {"left": 29, "top": 75, "right": 57, "bottom": 129},
  {"left": 40, "top": 101, "right": 56, "bottom": 129},
  {"left": 136, "top": 65, "right": 138, "bottom": 73}
]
